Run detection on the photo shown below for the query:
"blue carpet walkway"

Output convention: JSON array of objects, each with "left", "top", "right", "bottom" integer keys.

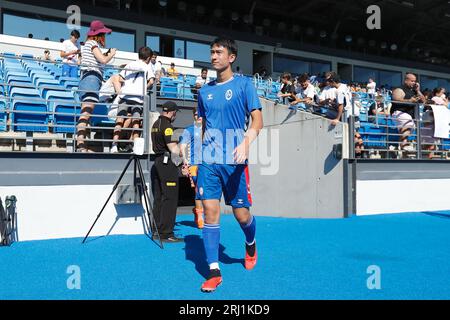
[{"left": 0, "top": 212, "right": 449, "bottom": 300}]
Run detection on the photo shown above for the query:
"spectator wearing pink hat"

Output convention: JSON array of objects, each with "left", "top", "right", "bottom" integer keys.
[{"left": 77, "top": 20, "right": 116, "bottom": 152}]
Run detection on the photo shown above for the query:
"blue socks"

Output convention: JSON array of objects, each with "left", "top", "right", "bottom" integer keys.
[
  {"left": 203, "top": 223, "right": 220, "bottom": 268},
  {"left": 203, "top": 216, "right": 256, "bottom": 269},
  {"left": 240, "top": 215, "right": 256, "bottom": 245}
]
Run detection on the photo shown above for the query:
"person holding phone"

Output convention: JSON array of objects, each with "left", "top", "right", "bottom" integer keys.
[
  {"left": 76, "top": 20, "right": 116, "bottom": 152},
  {"left": 60, "top": 30, "right": 81, "bottom": 78},
  {"left": 391, "top": 73, "right": 426, "bottom": 152}
]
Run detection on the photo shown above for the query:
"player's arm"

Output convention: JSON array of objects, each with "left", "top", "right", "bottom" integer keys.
[{"left": 234, "top": 109, "right": 263, "bottom": 164}]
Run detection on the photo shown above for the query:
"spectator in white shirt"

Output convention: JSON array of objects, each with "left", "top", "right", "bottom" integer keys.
[
  {"left": 318, "top": 76, "right": 338, "bottom": 117},
  {"left": 111, "top": 47, "right": 155, "bottom": 153},
  {"left": 328, "top": 75, "right": 364, "bottom": 156},
  {"left": 290, "top": 73, "right": 315, "bottom": 111},
  {"left": 327, "top": 75, "right": 355, "bottom": 125},
  {"left": 150, "top": 51, "right": 162, "bottom": 83},
  {"left": 195, "top": 68, "right": 209, "bottom": 88},
  {"left": 431, "top": 87, "right": 448, "bottom": 106},
  {"left": 367, "top": 78, "right": 376, "bottom": 97},
  {"left": 60, "top": 30, "right": 81, "bottom": 78}
]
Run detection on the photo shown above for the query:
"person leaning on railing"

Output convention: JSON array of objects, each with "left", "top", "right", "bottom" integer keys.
[
  {"left": 277, "top": 72, "right": 295, "bottom": 105},
  {"left": 390, "top": 72, "right": 426, "bottom": 152},
  {"left": 110, "top": 47, "right": 155, "bottom": 154},
  {"left": 289, "top": 73, "right": 315, "bottom": 111},
  {"left": 76, "top": 20, "right": 116, "bottom": 152}
]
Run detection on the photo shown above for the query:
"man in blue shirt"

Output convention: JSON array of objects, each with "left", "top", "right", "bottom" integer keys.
[
  {"left": 179, "top": 108, "right": 204, "bottom": 229},
  {"left": 186, "top": 37, "right": 263, "bottom": 293}
]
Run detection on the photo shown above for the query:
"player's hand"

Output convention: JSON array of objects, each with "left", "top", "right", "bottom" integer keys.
[
  {"left": 181, "top": 163, "right": 190, "bottom": 177},
  {"left": 233, "top": 140, "right": 249, "bottom": 164}
]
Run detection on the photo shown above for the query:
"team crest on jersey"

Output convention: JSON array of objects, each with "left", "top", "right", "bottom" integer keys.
[
  {"left": 207, "top": 94, "right": 213, "bottom": 100},
  {"left": 225, "top": 89, "right": 233, "bottom": 101}
]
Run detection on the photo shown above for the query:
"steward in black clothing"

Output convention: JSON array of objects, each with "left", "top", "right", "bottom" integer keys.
[{"left": 150, "top": 101, "right": 184, "bottom": 243}]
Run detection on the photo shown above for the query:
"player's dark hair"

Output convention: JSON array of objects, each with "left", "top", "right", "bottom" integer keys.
[
  {"left": 210, "top": 37, "right": 238, "bottom": 57},
  {"left": 201, "top": 67, "right": 208, "bottom": 73},
  {"left": 138, "top": 46, "right": 153, "bottom": 60}
]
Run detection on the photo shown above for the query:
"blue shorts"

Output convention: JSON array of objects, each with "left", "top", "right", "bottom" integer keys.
[
  {"left": 196, "top": 163, "right": 252, "bottom": 208},
  {"left": 78, "top": 72, "right": 102, "bottom": 103},
  {"left": 62, "top": 64, "right": 79, "bottom": 78}
]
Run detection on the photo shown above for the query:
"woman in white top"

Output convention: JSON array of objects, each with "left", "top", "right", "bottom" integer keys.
[
  {"left": 60, "top": 30, "right": 81, "bottom": 78},
  {"left": 76, "top": 20, "right": 116, "bottom": 152},
  {"left": 431, "top": 87, "right": 448, "bottom": 106}
]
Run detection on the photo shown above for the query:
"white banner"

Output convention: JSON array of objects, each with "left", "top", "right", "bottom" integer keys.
[{"left": 431, "top": 105, "right": 450, "bottom": 139}]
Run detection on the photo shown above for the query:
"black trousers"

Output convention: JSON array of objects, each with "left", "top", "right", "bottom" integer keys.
[{"left": 151, "top": 156, "right": 179, "bottom": 238}]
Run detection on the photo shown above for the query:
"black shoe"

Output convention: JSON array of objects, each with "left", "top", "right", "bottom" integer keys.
[{"left": 161, "top": 236, "right": 184, "bottom": 243}]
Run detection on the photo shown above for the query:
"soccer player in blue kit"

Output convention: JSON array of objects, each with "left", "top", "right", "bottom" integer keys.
[{"left": 191, "top": 37, "right": 264, "bottom": 292}]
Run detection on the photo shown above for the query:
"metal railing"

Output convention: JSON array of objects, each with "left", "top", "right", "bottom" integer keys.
[
  {"left": 0, "top": 53, "right": 151, "bottom": 153},
  {"left": 3, "top": 53, "right": 450, "bottom": 160},
  {"left": 349, "top": 94, "right": 450, "bottom": 160}
]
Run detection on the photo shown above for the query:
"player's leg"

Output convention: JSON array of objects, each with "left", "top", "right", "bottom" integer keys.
[
  {"left": 197, "top": 164, "right": 223, "bottom": 292},
  {"left": 191, "top": 165, "right": 204, "bottom": 228},
  {"left": 200, "top": 199, "right": 222, "bottom": 292},
  {"left": 233, "top": 207, "right": 257, "bottom": 270},
  {"left": 222, "top": 164, "right": 257, "bottom": 270}
]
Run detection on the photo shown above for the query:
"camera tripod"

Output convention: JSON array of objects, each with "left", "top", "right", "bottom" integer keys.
[{"left": 82, "top": 154, "right": 163, "bottom": 248}]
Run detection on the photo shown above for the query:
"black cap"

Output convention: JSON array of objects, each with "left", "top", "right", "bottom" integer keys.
[{"left": 162, "top": 101, "right": 180, "bottom": 112}]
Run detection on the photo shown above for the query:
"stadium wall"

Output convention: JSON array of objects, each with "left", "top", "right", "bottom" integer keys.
[
  {"left": 224, "top": 99, "right": 349, "bottom": 219},
  {"left": 354, "top": 161, "right": 450, "bottom": 215}
]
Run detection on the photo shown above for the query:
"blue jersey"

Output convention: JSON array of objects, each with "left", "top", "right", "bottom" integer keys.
[
  {"left": 197, "top": 75, "right": 262, "bottom": 164},
  {"left": 179, "top": 124, "right": 202, "bottom": 165}
]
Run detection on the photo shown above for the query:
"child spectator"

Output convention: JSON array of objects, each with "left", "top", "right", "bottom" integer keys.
[
  {"left": 60, "top": 30, "right": 81, "bottom": 78},
  {"left": 110, "top": 47, "right": 155, "bottom": 153}
]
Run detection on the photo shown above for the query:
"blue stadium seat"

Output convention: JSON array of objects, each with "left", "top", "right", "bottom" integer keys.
[
  {"left": 441, "top": 139, "right": 450, "bottom": 151},
  {"left": 0, "top": 97, "right": 7, "bottom": 132},
  {"left": 53, "top": 102, "right": 80, "bottom": 133},
  {"left": 11, "top": 99, "right": 48, "bottom": 132},
  {"left": 59, "top": 77, "right": 79, "bottom": 86},
  {"left": 91, "top": 104, "right": 115, "bottom": 127},
  {"left": 35, "top": 78, "right": 60, "bottom": 88},
  {"left": 64, "top": 81, "right": 80, "bottom": 90},
  {"left": 160, "top": 82, "right": 178, "bottom": 98},
  {"left": 31, "top": 73, "right": 54, "bottom": 85},
  {"left": 360, "top": 122, "right": 387, "bottom": 148},
  {"left": 177, "top": 84, "right": 194, "bottom": 100},
  {"left": 9, "top": 87, "right": 41, "bottom": 99}
]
